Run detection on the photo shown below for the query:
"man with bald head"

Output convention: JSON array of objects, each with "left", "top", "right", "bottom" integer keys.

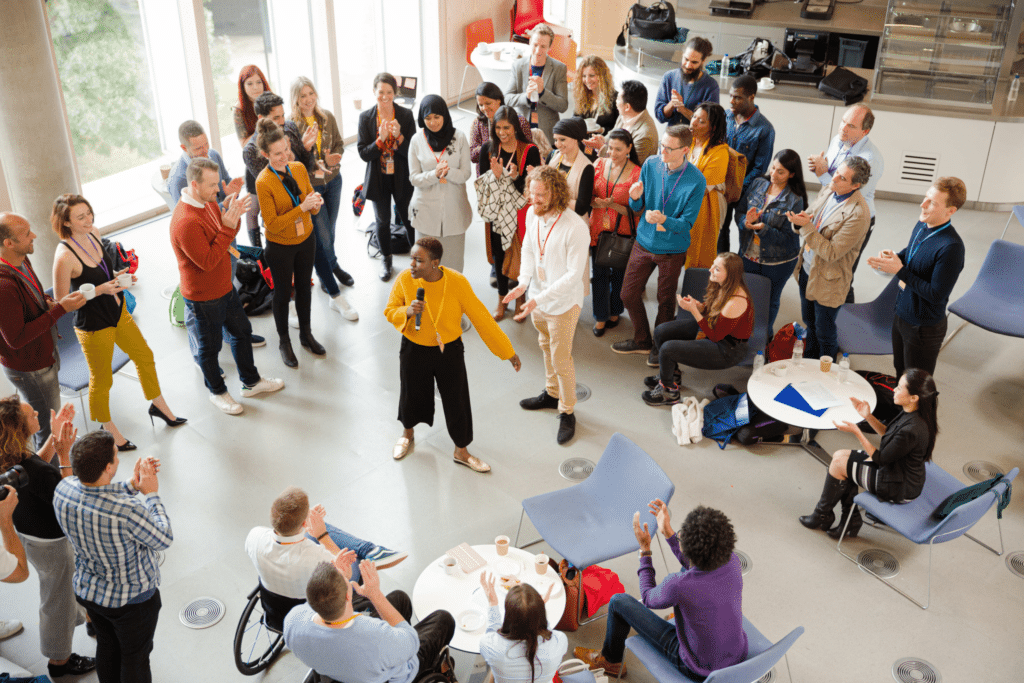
[{"left": 0, "top": 213, "right": 85, "bottom": 448}]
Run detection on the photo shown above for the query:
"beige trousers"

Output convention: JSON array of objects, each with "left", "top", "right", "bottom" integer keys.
[{"left": 531, "top": 305, "right": 581, "bottom": 414}]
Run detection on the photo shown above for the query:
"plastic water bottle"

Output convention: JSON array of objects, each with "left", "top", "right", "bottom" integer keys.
[
  {"left": 753, "top": 350, "right": 765, "bottom": 374},
  {"left": 1009, "top": 73, "right": 1020, "bottom": 102},
  {"left": 721, "top": 54, "right": 730, "bottom": 86},
  {"left": 792, "top": 332, "right": 804, "bottom": 365},
  {"left": 838, "top": 353, "right": 850, "bottom": 383}
]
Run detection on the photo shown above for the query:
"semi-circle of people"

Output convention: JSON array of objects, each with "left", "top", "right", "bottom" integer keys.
[{"left": 0, "top": 25, "right": 959, "bottom": 683}]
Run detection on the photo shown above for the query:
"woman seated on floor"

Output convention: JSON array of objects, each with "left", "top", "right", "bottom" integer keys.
[
  {"left": 479, "top": 575, "right": 566, "bottom": 683},
  {"left": 642, "top": 252, "right": 754, "bottom": 406},
  {"left": 800, "top": 368, "right": 939, "bottom": 539}
]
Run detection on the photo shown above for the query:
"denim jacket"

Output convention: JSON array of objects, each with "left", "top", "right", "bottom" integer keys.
[{"left": 735, "top": 177, "right": 804, "bottom": 264}]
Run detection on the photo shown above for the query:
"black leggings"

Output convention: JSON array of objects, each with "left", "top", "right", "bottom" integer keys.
[
  {"left": 374, "top": 174, "right": 413, "bottom": 257},
  {"left": 264, "top": 236, "right": 315, "bottom": 338},
  {"left": 489, "top": 228, "right": 510, "bottom": 297}
]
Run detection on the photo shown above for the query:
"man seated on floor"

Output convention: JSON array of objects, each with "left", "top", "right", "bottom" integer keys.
[
  {"left": 575, "top": 501, "right": 747, "bottom": 680},
  {"left": 285, "top": 559, "right": 455, "bottom": 683},
  {"left": 245, "top": 486, "right": 406, "bottom": 600}
]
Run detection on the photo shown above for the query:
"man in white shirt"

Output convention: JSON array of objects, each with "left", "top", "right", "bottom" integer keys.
[
  {"left": 505, "top": 166, "right": 591, "bottom": 445},
  {"left": 807, "top": 104, "right": 884, "bottom": 302}
]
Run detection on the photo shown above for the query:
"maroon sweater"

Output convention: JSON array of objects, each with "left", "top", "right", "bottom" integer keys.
[
  {"left": 0, "top": 257, "right": 66, "bottom": 372},
  {"left": 169, "top": 194, "right": 238, "bottom": 302}
]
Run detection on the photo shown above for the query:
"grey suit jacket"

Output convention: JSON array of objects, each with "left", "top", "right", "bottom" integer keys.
[{"left": 504, "top": 57, "right": 569, "bottom": 142}]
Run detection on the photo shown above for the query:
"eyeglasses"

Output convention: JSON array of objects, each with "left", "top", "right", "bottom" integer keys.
[{"left": 660, "top": 144, "right": 684, "bottom": 153}]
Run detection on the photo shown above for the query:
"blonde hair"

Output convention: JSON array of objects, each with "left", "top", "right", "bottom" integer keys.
[
  {"left": 573, "top": 56, "right": 615, "bottom": 119},
  {"left": 290, "top": 76, "right": 326, "bottom": 130}
]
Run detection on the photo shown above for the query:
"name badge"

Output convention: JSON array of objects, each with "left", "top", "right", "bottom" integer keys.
[
  {"left": 228, "top": 245, "right": 241, "bottom": 258},
  {"left": 602, "top": 213, "right": 611, "bottom": 231},
  {"left": 295, "top": 219, "right": 305, "bottom": 236},
  {"left": 531, "top": 110, "right": 539, "bottom": 126},
  {"left": 538, "top": 265, "right": 547, "bottom": 282},
  {"left": 898, "top": 280, "right": 906, "bottom": 290}
]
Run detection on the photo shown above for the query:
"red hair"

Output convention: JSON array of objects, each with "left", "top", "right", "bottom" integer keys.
[{"left": 236, "top": 65, "right": 271, "bottom": 138}]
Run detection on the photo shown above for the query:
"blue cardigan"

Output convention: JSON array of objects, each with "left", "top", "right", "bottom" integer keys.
[
  {"left": 895, "top": 221, "right": 965, "bottom": 325},
  {"left": 629, "top": 157, "right": 706, "bottom": 255},
  {"left": 655, "top": 70, "right": 720, "bottom": 126}
]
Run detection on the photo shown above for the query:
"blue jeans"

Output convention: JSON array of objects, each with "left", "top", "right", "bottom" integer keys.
[
  {"left": 743, "top": 258, "right": 797, "bottom": 331},
  {"left": 601, "top": 593, "right": 706, "bottom": 681},
  {"left": 797, "top": 268, "right": 840, "bottom": 360},
  {"left": 305, "top": 523, "right": 376, "bottom": 583},
  {"left": 591, "top": 247, "right": 626, "bottom": 323},
  {"left": 4, "top": 363, "right": 60, "bottom": 452},
  {"left": 312, "top": 174, "right": 343, "bottom": 296},
  {"left": 184, "top": 290, "right": 260, "bottom": 395}
]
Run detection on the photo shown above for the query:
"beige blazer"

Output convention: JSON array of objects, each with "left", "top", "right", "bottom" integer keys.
[
  {"left": 793, "top": 187, "right": 871, "bottom": 308},
  {"left": 614, "top": 110, "right": 660, "bottom": 165}
]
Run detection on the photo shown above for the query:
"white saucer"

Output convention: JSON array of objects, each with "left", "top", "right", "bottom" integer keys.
[
  {"left": 759, "top": 83, "right": 776, "bottom": 91},
  {"left": 494, "top": 557, "right": 522, "bottom": 577},
  {"left": 457, "top": 608, "right": 484, "bottom": 632}
]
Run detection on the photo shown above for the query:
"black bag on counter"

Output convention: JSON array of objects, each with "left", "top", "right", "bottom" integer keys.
[
  {"left": 627, "top": 1, "right": 676, "bottom": 40},
  {"left": 738, "top": 37, "right": 777, "bottom": 79},
  {"left": 818, "top": 66, "right": 868, "bottom": 105}
]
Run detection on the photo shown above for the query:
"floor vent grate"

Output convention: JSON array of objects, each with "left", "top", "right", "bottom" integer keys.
[
  {"left": 1005, "top": 551, "right": 1024, "bottom": 579},
  {"left": 559, "top": 458, "right": 595, "bottom": 481},
  {"left": 892, "top": 657, "right": 941, "bottom": 683},
  {"left": 757, "top": 668, "right": 778, "bottom": 683},
  {"left": 963, "top": 461, "right": 1004, "bottom": 482},
  {"left": 575, "top": 383, "right": 592, "bottom": 402},
  {"left": 857, "top": 549, "right": 900, "bottom": 578},
  {"left": 179, "top": 597, "right": 225, "bottom": 629},
  {"left": 736, "top": 550, "right": 753, "bottom": 576}
]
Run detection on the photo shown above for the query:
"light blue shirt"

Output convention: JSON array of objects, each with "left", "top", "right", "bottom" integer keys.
[
  {"left": 816, "top": 134, "right": 883, "bottom": 217},
  {"left": 479, "top": 605, "right": 568, "bottom": 683}
]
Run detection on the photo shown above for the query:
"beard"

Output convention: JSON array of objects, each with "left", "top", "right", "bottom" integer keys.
[{"left": 683, "top": 65, "right": 701, "bottom": 83}]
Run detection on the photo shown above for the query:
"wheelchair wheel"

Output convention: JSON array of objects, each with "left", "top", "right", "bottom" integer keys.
[{"left": 233, "top": 589, "right": 286, "bottom": 675}]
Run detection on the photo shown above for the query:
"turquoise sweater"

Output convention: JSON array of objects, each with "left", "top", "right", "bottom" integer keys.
[{"left": 629, "top": 157, "right": 706, "bottom": 255}]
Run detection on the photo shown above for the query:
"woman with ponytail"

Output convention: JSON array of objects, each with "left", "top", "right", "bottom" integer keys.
[{"left": 799, "top": 368, "right": 939, "bottom": 539}]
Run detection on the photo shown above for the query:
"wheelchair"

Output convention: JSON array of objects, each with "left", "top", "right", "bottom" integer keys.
[{"left": 233, "top": 582, "right": 305, "bottom": 675}]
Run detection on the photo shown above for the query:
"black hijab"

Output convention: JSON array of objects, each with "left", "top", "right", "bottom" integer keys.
[{"left": 417, "top": 95, "right": 456, "bottom": 153}]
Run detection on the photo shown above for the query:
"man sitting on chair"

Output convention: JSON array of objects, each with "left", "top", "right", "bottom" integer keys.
[{"left": 574, "top": 501, "right": 747, "bottom": 679}]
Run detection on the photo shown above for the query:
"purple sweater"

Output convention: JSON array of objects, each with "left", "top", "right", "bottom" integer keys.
[{"left": 639, "top": 535, "right": 747, "bottom": 676}]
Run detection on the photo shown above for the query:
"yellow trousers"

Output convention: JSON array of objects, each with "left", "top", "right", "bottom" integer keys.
[
  {"left": 531, "top": 305, "right": 581, "bottom": 414},
  {"left": 75, "top": 308, "right": 161, "bottom": 423}
]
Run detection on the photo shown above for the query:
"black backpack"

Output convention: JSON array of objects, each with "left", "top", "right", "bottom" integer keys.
[
  {"left": 627, "top": 1, "right": 676, "bottom": 40},
  {"left": 366, "top": 222, "right": 412, "bottom": 257}
]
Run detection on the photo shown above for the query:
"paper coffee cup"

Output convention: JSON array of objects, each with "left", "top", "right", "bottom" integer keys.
[
  {"left": 159, "top": 164, "right": 171, "bottom": 180},
  {"left": 442, "top": 556, "right": 459, "bottom": 576},
  {"left": 495, "top": 535, "right": 510, "bottom": 556},
  {"left": 820, "top": 356, "right": 833, "bottom": 372},
  {"left": 353, "top": 98, "right": 362, "bottom": 110},
  {"left": 80, "top": 283, "right": 96, "bottom": 300},
  {"left": 774, "top": 362, "right": 789, "bottom": 377},
  {"left": 118, "top": 273, "right": 133, "bottom": 288},
  {"left": 534, "top": 553, "right": 548, "bottom": 575},
  {"left": 493, "top": 50, "right": 501, "bottom": 61}
]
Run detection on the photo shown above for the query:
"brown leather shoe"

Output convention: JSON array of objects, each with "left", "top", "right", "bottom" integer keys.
[
  {"left": 573, "top": 647, "right": 627, "bottom": 678},
  {"left": 493, "top": 299, "right": 507, "bottom": 322}
]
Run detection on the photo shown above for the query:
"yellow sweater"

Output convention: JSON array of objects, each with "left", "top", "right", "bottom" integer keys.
[
  {"left": 256, "top": 161, "right": 318, "bottom": 245},
  {"left": 385, "top": 268, "right": 515, "bottom": 360}
]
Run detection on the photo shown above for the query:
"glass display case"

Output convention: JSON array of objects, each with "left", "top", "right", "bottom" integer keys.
[{"left": 874, "top": 0, "right": 1014, "bottom": 107}]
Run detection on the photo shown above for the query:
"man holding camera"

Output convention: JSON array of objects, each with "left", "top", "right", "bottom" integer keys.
[
  {"left": 0, "top": 213, "right": 86, "bottom": 450},
  {"left": 53, "top": 431, "right": 172, "bottom": 683}
]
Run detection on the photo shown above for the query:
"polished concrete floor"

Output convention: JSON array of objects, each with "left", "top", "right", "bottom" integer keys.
[{"left": 2, "top": 107, "right": 1023, "bottom": 682}]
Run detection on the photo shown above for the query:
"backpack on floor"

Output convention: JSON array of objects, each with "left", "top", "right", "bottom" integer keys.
[
  {"left": 702, "top": 393, "right": 751, "bottom": 449},
  {"left": 766, "top": 323, "right": 797, "bottom": 362},
  {"left": 367, "top": 223, "right": 412, "bottom": 258},
  {"left": 168, "top": 286, "right": 186, "bottom": 328},
  {"left": 235, "top": 258, "right": 273, "bottom": 316},
  {"left": 352, "top": 183, "right": 366, "bottom": 217}
]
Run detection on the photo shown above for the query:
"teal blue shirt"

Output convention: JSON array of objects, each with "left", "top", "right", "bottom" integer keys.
[{"left": 629, "top": 157, "right": 706, "bottom": 255}]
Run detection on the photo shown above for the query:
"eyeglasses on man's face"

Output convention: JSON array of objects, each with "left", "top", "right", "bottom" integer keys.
[{"left": 660, "top": 144, "right": 684, "bottom": 153}]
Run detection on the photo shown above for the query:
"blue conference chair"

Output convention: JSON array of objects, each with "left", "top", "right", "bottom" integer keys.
[
  {"left": 516, "top": 433, "right": 675, "bottom": 571},
  {"left": 941, "top": 239, "right": 1024, "bottom": 350},
  {"left": 836, "top": 462, "right": 1018, "bottom": 610},
  {"left": 836, "top": 275, "right": 900, "bottom": 355},
  {"left": 676, "top": 268, "right": 772, "bottom": 366},
  {"left": 622, "top": 617, "right": 804, "bottom": 683},
  {"left": 1000, "top": 204, "right": 1024, "bottom": 239}
]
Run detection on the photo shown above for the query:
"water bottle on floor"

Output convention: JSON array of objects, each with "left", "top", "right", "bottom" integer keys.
[{"left": 838, "top": 353, "right": 850, "bottom": 383}]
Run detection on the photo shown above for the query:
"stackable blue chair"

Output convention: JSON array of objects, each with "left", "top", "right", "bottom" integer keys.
[
  {"left": 941, "top": 239, "right": 1024, "bottom": 350},
  {"left": 622, "top": 617, "right": 804, "bottom": 683},
  {"left": 836, "top": 462, "right": 1018, "bottom": 609},
  {"left": 676, "top": 268, "right": 772, "bottom": 366},
  {"left": 836, "top": 275, "right": 900, "bottom": 355}
]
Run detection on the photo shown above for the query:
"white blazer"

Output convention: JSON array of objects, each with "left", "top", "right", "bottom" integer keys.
[{"left": 408, "top": 130, "right": 473, "bottom": 237}]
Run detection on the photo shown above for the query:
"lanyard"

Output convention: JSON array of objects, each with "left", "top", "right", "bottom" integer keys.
[
  {"left": 70, "top": 234, "right": 111, "bottom": 280},
  {"left": 0, "top": 257, "right": 43, "bottom": 299},
  {"left": 828, "top": 144, "right": 853, "bottom": 174},
  {"left": 605, "top": 161, "right": 627, "bottom": 198},
  {"left": 304, "top": 116, "right": 322, "bottom": 156},
  {"left": 269, "top": 165, "right": 301, "bottom": 207},
  {"left": 416, "top": 272, "right": 449, "bottom": 351},
  {"left": 536, "top": 212, "right": 563, "bottom": 261},
  {"left": 423, "top": 129, "right": 446, "bottom": 164},
  {"left": 660, "top": 162, "right": 686, "bottom": 213},
  {"left": 906, "top": 222, "right": 950, "bottom": 264},
  {"left": 323, "top": 613, "right": 361, "bottom": 627}
]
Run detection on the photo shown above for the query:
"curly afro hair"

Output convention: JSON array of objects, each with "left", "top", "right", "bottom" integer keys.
[{"left": 678, "top": 505, "right": 736, "bottom": 571}]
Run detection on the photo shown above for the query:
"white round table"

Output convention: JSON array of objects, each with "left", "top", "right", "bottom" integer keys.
[
  {"left": 746, "top": 359, "right": 877, "bottom": 465},
  {"left": 412, "top": 544, "right": 566, "bottom": 654},
  {"left": 470, "top": 42, "right": 527, "bottom": 90}
]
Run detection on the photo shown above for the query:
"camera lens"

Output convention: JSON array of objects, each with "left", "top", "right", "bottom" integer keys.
[{"left": 0, "top": 465, "right": 29, "bottom": 501}]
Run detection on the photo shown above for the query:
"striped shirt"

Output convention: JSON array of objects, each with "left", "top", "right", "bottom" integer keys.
[{"left": 53, "top": 477, "right": 172, "bottom": 607}]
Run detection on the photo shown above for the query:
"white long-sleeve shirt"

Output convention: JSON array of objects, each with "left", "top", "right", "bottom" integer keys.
[
  {"left": 816, "top": 134, "right": 884, "bottom": 218},
  {"left": 518, "top": 207, "right": 590, "bottom": 315}
]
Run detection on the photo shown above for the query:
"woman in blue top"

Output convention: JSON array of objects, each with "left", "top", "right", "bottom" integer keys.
[
  {"left": 735, "top": 149, "right": 807, "bottom": 329},
  {"left": 479, "top": 574, "right": 566, "bottom": 683}
]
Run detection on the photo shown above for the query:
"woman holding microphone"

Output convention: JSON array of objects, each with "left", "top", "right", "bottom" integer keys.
[
  {"left": 255, "top": 119, "right": 325, "bottom": 367},
  {"left": 385, "top": 237, "right": 521, "bottom": 473}
]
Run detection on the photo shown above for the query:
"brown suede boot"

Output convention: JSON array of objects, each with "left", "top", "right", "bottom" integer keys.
[{"left": 573, "top": 647, "right": 627, "bottom": 678}]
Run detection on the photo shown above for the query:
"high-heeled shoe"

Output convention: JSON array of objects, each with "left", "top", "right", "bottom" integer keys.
[
  {"left": 115, "top": 440, "right": 137, "bottom": 452},
  {"left": 148, "top": 404, "right": 187, "bottom": 427}
]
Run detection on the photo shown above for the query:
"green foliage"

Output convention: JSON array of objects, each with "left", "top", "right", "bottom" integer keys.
[{"left": 49, "top": 0, "right": 160, "bottom": 183}]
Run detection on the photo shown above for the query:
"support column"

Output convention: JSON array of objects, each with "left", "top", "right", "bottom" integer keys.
[{"left": 0, "top": 0, "right": 80, "bottom": 289}]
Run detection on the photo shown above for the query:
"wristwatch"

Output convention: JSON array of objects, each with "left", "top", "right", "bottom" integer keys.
[{"left": 638, "top": 549, "right": 653, "bottom": 558}]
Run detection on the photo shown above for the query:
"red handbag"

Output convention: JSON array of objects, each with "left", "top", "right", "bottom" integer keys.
[{"left": 550, "top": 558, "right": 586, "bottom": 631}]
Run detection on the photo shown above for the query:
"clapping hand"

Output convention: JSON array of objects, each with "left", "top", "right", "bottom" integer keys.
[
  {"left": 632, "top": 511, "right": 652, "bottom": 552},
  {"left": 326, "top": 152, "right": 342, "bottom": 168},
  {"left": 833, "top": 419, "right": 862, "bottom": 435},
  {"left": 333, "top": 548, "right": 358, "bottom": 580},
  {"left": 52, "top": 418, "right": 77, "bottom": 463},
  {"left": 479, "top": 571, "right": 499, "bottom": 606},
  {"left": 353, "top": 560, "right": 382, "bottom": 597},
  {"left": 850, "top": 396, "right": 871, "bottom": 420},
  {"left": 222, "top": 177, "right": 245, "bottom": 197},
  {"left": 786, "top": 210, "right": 811, "bottom": 228},
  {"left": 677, "top": 294, "right": 702, "bottom": 317},
  {"left": 221, "top": 192, "right": 250, "bottom": 229},
  {"left": 300, "top": 191, "right": 323, "bottom": 212},
  {"left": 584, "top": 134, "right": 605, "bottom": 150},
  {"left": 389, "top": 119, "right": 401, "bottom": 138},
  {"left": 866, "top": 250, "right": 902, "bottom": 274},
  {"left": 646, "top": 210, "right": 666, "bottom": 230},
  {"left": 135, "top": 456, "right": 160, "bottom": 495},
  {"left": 304, "top": 504, "right": 328, "bottom": 539},
  {"left": 378, "top": 120, "right": 391, "bottom": 142},
  {"left": 302, "top": 123, "right": 318, "bottom": 150},
  {"left": 648, "top": 498, "right": 673, "bottom": 539},
  {"left": 668, "top": 88, "right": 684, "bottom": 114},
  {"left": 629, "top": 180, "right": 644, "bottom": 201},
  {"left": 807, "top": 151, "right": 827, "bottom": 176}
]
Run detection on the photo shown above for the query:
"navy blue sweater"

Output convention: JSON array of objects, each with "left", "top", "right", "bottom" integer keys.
[{"left": 895, "top": 221, "right": 965, "bottom": 325}]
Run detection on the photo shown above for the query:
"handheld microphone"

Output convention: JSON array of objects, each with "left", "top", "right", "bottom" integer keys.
[{"left": 414, "top": 287, "right": 425, "bottom": 331}]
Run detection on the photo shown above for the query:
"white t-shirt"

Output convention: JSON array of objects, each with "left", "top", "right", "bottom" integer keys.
[
  {"left": 0, "top": 545, "right": 18, "bottom": 580},
  {"left": 245, "top": 526, "right": 334, "bottom": 600}
]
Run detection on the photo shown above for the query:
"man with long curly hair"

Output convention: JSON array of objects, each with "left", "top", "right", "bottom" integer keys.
[{"left": 575, "top": 502, "right": 748, "bottom": 679}]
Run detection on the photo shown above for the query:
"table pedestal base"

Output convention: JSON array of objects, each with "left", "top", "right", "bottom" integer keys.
[{"left": 769, "top": 429, "right": 831, "bottom": 466}]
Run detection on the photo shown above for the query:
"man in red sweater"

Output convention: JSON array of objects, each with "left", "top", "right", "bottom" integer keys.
[
  {"left": 0, "top": 213, "right": 85, "bottom": 447},
  {"left": 170, "top": 158, "right": 284, "bottom": 415}
]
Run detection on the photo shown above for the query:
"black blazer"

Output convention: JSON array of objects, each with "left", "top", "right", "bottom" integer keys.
[
  {"left": 873, "top": 410, "right": 930, "bottom": 502},
  {"left": 357, "top": 104, "right": 417, "bottom": 203}
]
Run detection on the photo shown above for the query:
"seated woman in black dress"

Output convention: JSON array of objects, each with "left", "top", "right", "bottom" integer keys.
[{"left": 800, "top": 368, "right": 939, "bottom": 538}]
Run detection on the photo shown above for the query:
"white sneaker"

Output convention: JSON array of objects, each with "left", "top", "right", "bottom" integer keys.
[
  {"left": 288, "top": 301, "right": 300, "bottom": 329},
  {"left": 330, "top": 293, "right": 359, "bottom": 321},
  {"left": 0, "top": 620, "right": 24, "bottom": 640},
  {"left": 210, "top": 392, "right": 243, "bottom": 415},
  {"left": 241, "top": 377, "right": 285, "bottom": 398}
]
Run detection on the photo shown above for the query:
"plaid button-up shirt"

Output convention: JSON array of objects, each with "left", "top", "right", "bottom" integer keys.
[{"left": 54, "top": 477, "right": 173, "bottom": 608}]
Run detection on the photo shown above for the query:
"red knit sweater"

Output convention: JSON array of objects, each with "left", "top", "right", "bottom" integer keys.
[
  {"left": 0, "top": 258, "right": 66, "bottom": 372},
  {"left": 169, "top": 195, "right": 238, "bottom": 302}
]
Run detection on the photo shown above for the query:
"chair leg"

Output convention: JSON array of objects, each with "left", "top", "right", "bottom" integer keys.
[
  {"left": 655, "top": 533, "right": 671, "bottom": 575},
  {"left": 964, "top": 513, "right": 1005, "bottom": 556},
  {"left": 514, "top": 508, "right": 543, "bottom": 549},
  {"left": 784, "top": 652, "right": 794, "bottom": 683},
  {"left": 456, "top": 65, "right": 477, "bottom": 115},
  {"left": 1001, "top": 213, "right": 1013, "bottom": 240},
  {"left": 940, "top": 318, "right": 969, "bottom": 351}
]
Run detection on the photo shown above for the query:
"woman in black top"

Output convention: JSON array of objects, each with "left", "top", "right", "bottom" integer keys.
[
  {"left": 0, "top": 396, "right": 94, "bottom": 677},
  {"left": 357, "top": 72, "right": 417, "bottom": 282},
  {"left": 800, "top": 368, "right": 939, "bottom": 538}
]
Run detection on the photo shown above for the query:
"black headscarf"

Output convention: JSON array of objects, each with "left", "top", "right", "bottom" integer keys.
[
  {"left": 552, "top": 117, "right": 587, "bottom": 145},
  {"left": 417, "top": 95, "right": 456, "bottom": 153}
]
